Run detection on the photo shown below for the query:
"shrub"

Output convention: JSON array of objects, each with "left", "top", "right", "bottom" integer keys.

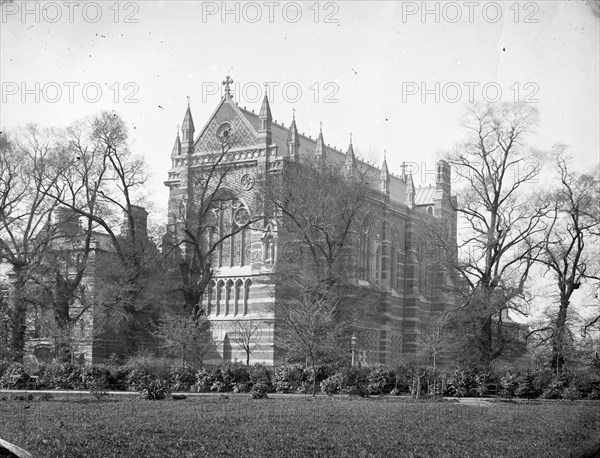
[
  {"left": 320, "top": 372, "right": 344, "bottom": 395},
  {"left": 193, "top": 367, "right": 217, "bottom": 392},
  {"left": 222, "top": 363, "right": 250, "bottom": 387},
  {"left": 297, "top": 381, "right": 312, "bottom": 394},
  {"left": 126, "top": 367, "right": 151, "bottom": 392},
  {"left": 500, "top": 372, "right": 519, "bottom": 397},
  {"left": 366, "top": 364, "right": 394, "bottom": 395},
  {"left": 0, "top": 362, "right": 24, "bottom": 388},
  {"left": 473, "top": 370, "right": 496, "bottom": 397},
  {"left": 250, "top": 381, "right": 269, "bottom": 399},
  {"left": 249, "top": 364, "right": 272, "bottom": 387},
  {"left": 140, "top": 379, "right": 170, "bottom": 400},
  {"left": 390, "top": 365, "right": 410, "bottom": 393},
  {"left": 0, "top": 360, "right": 12, "bottom": 380},
  {"left": 273, "top": 364, "right": 306, "bottom": 393},
  {"left": 80, "top": 364, "right": 111, "bottom": 390},
  {"left": 532, "top": 368, "right": 553, "bottom": 396},
  {"left": 35, "top": 362, "right": 82, "bottom": 390},
  {"left": 89, "top": 376, "right": 109, "bottom": 400},
  {"left": 514, "top": 372, "right": 541, "bottom": 399},
  {"left": 309, "top": 365, "right": 336, "bottom": 385},
  {"left": 210, "top": 381, "right": 228, "bottom": 392},
  {"left": 106, "top": 364, "right": 130, "bottom": 391},
  {"left": 320, "top": 367, "right": 370, "bottom": 396},
  {"left": 446, "top": 365, "right": 482, "bottom": 397},
  {"left": 406, "top": 364, "right": 429, "bottom": 398},
  {"left": 572, "top": 372, "right": 600, "bottom": 399},
  {"left": 168, "top": 365, "right": 197, "bottom": 392},
  {"left": 232, "top": 382, "right": 251, "bottom": 393},
  {"left": 542, "top": 372, "right": 573, "bottom": 399}
]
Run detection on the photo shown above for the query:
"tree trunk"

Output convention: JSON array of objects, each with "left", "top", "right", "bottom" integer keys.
[
  {"left": 551, "top": 298, "right": 569, "bottom": 372},
  {"left": 479, "top": 316, "right": 493, "bottom": 366},
  {"left": 246, "top": 351, "right": 250, "bottom": 367},
  {"left": 433, "top": 355, "right": 437, "bottom": 397},
  {"left": 10, "top": 275, "right": 27, "bottom": 361},
  {"left": 311, "top": 358, "right": 317, "bottom": 397}
]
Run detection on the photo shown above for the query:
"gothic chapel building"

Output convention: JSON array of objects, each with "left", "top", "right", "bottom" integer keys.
[{"left": 164, "top": 77, "right": 458, "bottom": 365}]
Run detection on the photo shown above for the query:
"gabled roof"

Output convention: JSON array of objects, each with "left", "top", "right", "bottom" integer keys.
[
  {"left": 188, "top": 92, "right": 413, "bottom": 205},
  {"left": 193, "top": 97, "right": 259, "bottom": 149},
  {"left": 414, "top": 184, "right": 436, "bottom": 206}
]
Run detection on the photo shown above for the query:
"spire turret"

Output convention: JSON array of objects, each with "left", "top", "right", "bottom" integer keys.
[
  {"left": 171, "top": 127, "right": 181, "bottom": 157},
  {"left": 315, "top": 122, "right": 325, "bottom": 166},
  {"left": 258, "top": 88, "right": 272, "bottom": 144},
  {"left": 344, "top": 132, "right": 356, "bottom": 176},
  {"left": 181, "top": 100, "right": 195, "bottom": 149},
  {"left": 380, "top": 151, "right": 390, "bottom": 193},
  {"left": 286, "top": 108, "right": 300, "bottom": 160},
  {"left": 406, "top": 172, "right": 415, "bottom": 209}
]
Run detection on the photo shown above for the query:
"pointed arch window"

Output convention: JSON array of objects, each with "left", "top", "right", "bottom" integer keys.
[
  {"left": 243, "top": 279, "right": 252, "bottom": 315},
  {"left": 206, "top": 190, "right": 250, "bottom": 269},
  {"left": 390, "top": 227, "right": 401, "bottom": 292},
  {"left": 225, "top": 280, "right": 233, "bottom": 315},
  {"left": 206, "top": 281, "right": 215, "bottom": 315},
  {"left": 234, "top": 280, "right": 243, "bottom": 315},
  {"left": 358, "top": 224, "right": 372, "bottom": 282},
  {"left": 216, "top": 280, "right": 224, "bottom": 315},
  {"left": 375, "top": 244, "right": 382, "bottom": 285}
]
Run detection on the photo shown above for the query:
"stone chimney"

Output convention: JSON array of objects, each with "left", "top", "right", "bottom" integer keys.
[
  {"left": 122, "top": 205, "right": 148, "bottom": 238},
  {"left": 55, "top": 207, "right": 80, "bottom": 236}
]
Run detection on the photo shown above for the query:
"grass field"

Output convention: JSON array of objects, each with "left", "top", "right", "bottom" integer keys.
[{"left": 1, "top": 395, "right": 599, "bottom": 457}]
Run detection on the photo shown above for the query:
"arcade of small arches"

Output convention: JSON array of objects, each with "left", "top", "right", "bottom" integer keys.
[{"left": 204, "top": 278, "right": 252, "bottom": 317}]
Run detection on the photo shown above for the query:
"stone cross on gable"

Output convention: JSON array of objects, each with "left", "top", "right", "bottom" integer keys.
[{"left": 222, "top": 75, "right": 234, "bottom": 97}]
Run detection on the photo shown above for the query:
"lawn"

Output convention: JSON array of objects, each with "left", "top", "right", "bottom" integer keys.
[{"left": 1, "top": 395, "right": 599, "bottom": 457}]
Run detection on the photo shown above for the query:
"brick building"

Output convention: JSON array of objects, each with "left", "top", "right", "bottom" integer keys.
[{"left": 163, "top": 76, "right": 459, "bottom": 365}]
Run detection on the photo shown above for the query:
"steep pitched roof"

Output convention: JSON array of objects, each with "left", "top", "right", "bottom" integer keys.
[
  {"left": 258, "top": 95, "right": 272, "bottom": 120},
  {"left": 181, "top": 106, "right": 195, "bottom": 133},
  {"left": 171, "top": 133, "right": 181, "bottom": 156},
  {"left": 414, "top": 184, "right": 436, "bottom": 206},
  {"left": 191, "top": 94, "right": 412, "bottom": 205}
]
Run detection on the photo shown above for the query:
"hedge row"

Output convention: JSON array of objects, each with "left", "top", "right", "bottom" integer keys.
[{"left": 1, "top": 360, "right": 599, "bottom": 400}]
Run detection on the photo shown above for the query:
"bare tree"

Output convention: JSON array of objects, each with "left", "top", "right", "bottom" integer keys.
[
  {"left": 0, "top": 128, "right": 66, "bottom": 359},
  {"left": 231, "top": 320, "right": 262, "bottom": 366},
  {"left": 529, "top": 153, "right": 600, "bottom": 371},
  {"left": 32, "top": 112, "right": 158, "bottom": 359},
  {"left": 418, "top": 313, "right": 456, "bottom": 396},
  {"left": 262, "top": 154, "right": 376, "bottom": 391},
  {"left": 153, "top": 311, "right": 216, "bottom": 365},
  {"left": 446, "top": 102, "right": 550, "bottom": 365},
  {"left": 264, "top": 157, "right": 371, "bottom": 292},
  {"left": 164, "top": 129, "right": 262, "bottom": 319},
  {"left": 275, "top": 275, "right": 350, "bottom": 397},
  {"left": 419, "top": 313, "right": 454, "bottom": 371}
]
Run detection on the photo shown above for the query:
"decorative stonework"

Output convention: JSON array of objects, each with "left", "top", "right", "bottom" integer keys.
[
  {"left": 196, "top": 113, "right": 256, "bottom": 152},
  {"left": 282, "top": 242, "right": 302, "bottom": 263},
  {"left": 240, "top": 174, "right": 255, "bottom": 190},
  {"left": 234, "top": 207, "right": 250, "bottom": 226},
  {"left": 216, "top": 122, "right": 233, "bottom": 141}
]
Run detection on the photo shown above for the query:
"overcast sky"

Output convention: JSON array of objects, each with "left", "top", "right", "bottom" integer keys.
[{"left": 1, "top": 0, "right": 599, "bottom": 218}]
